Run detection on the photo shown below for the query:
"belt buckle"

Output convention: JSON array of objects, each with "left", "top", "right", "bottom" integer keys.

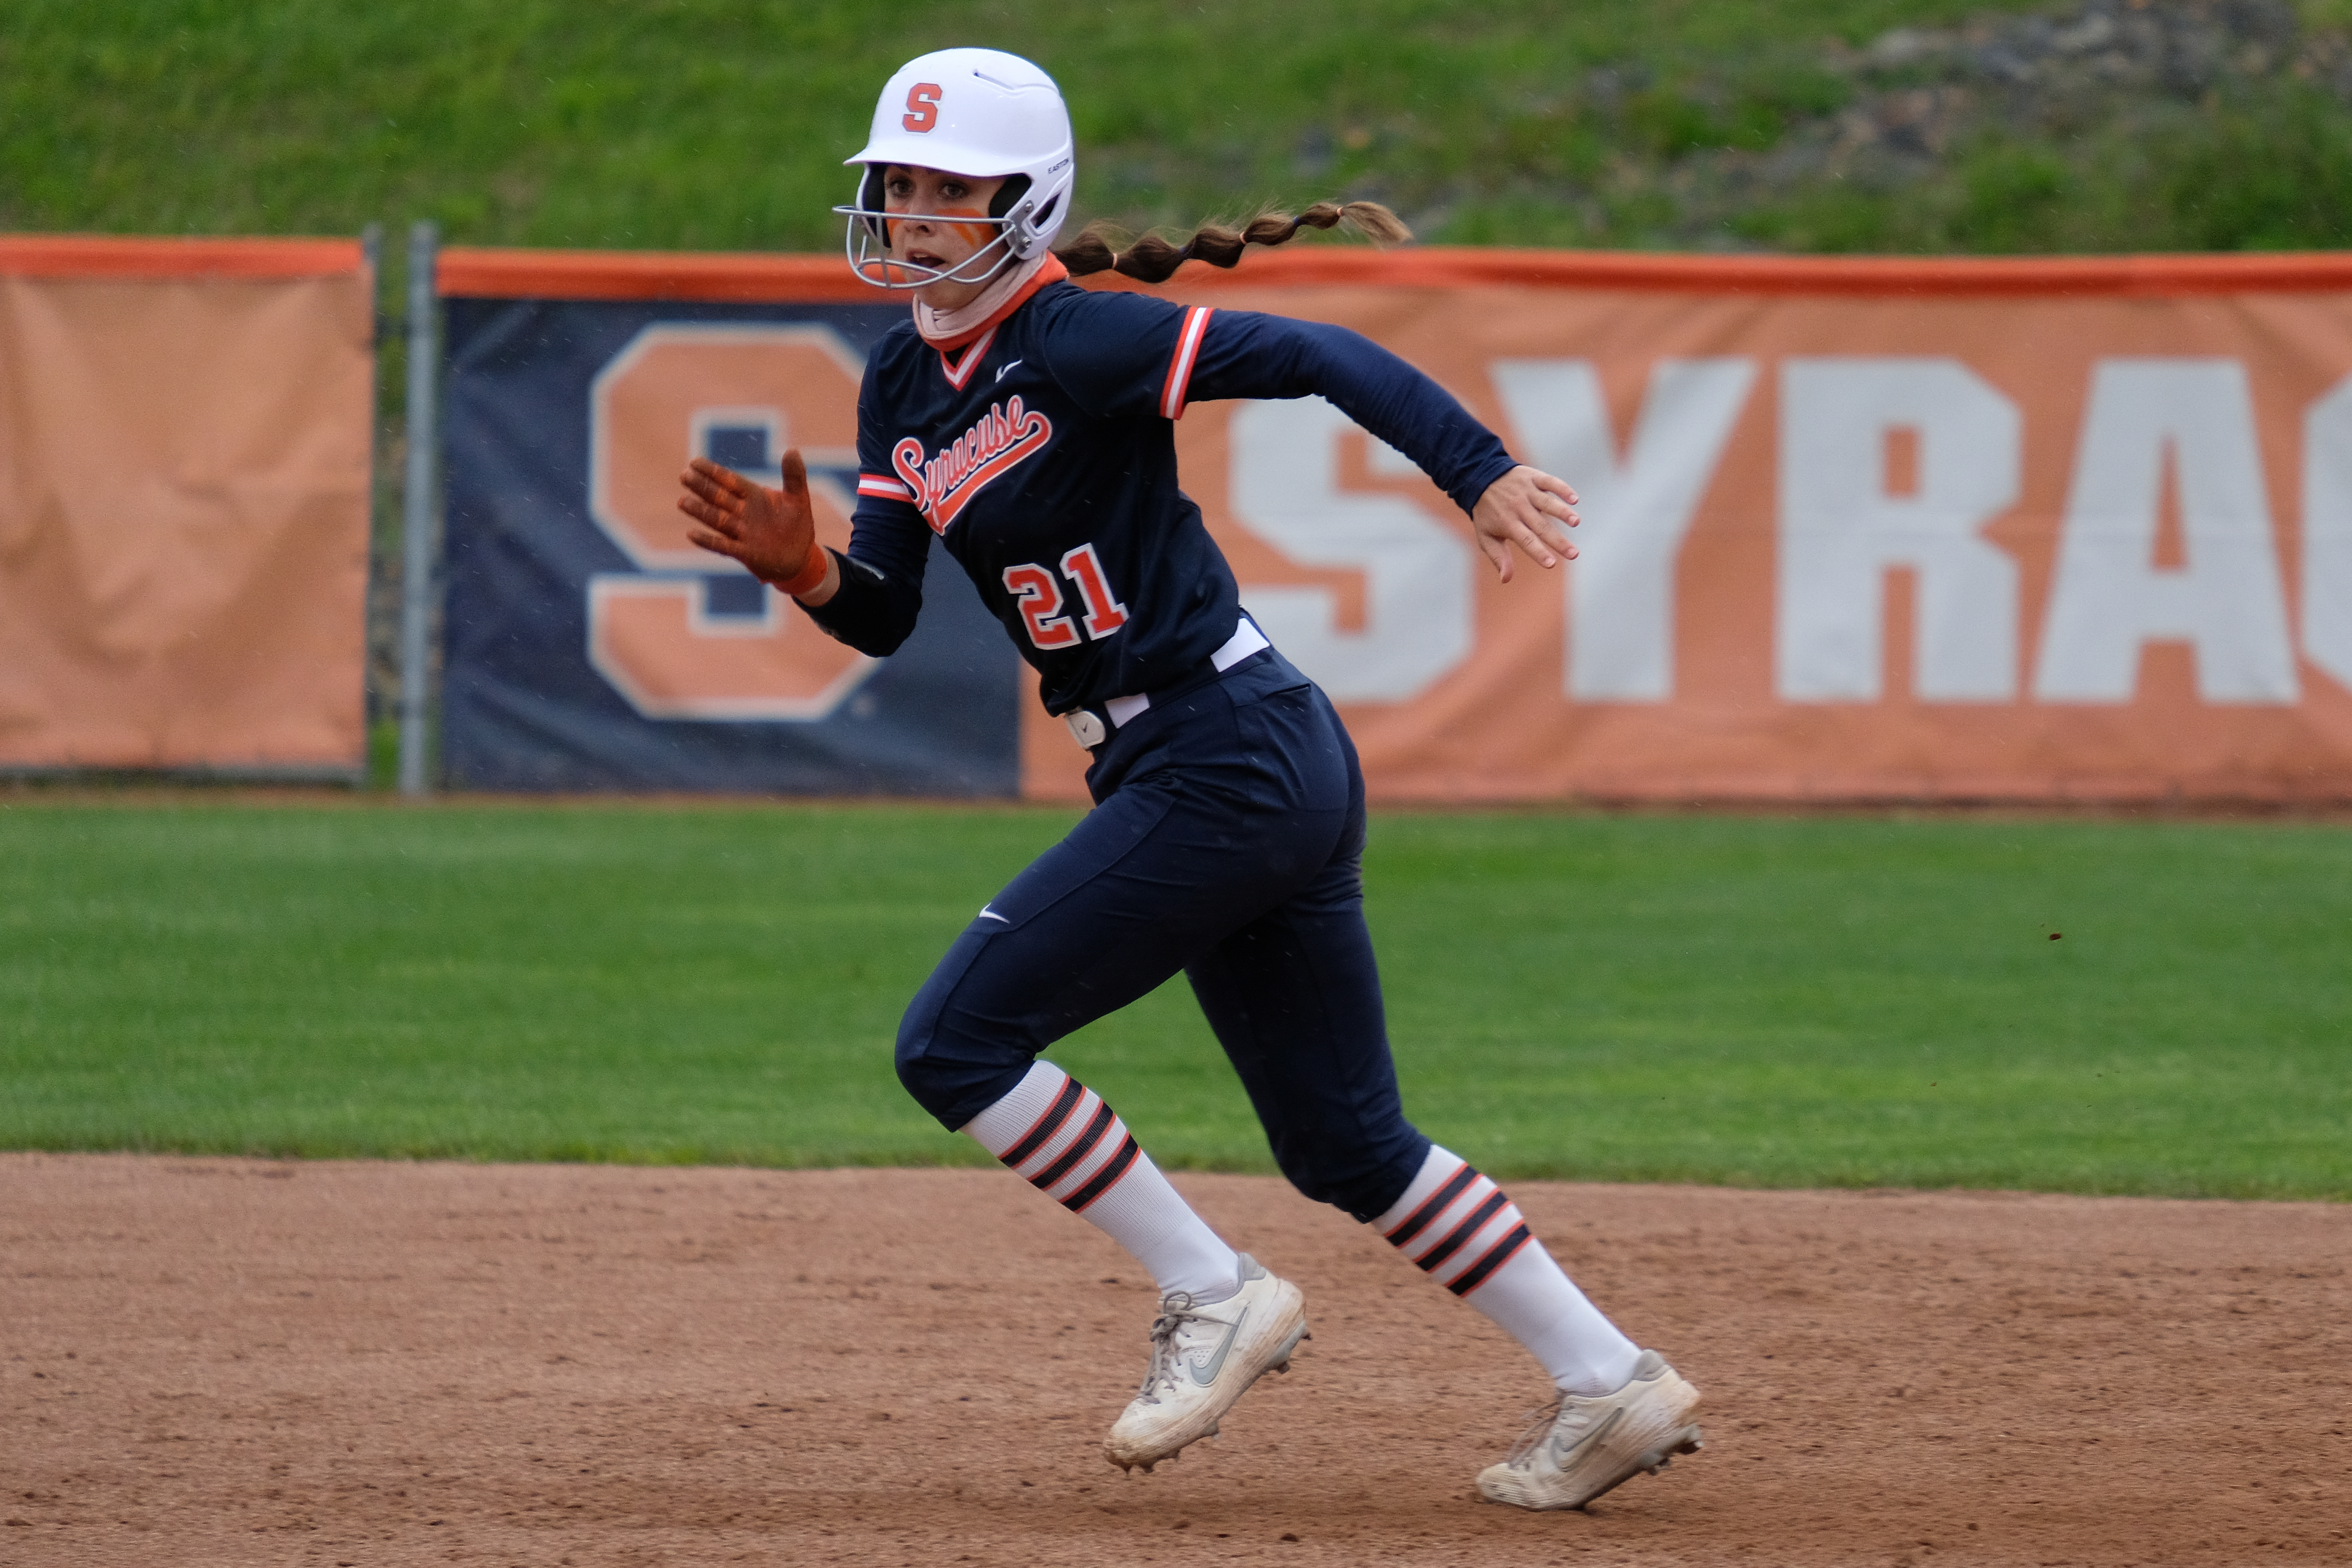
[{"left": 1064, "top": 709, "right": 1108, "bottom": 749}]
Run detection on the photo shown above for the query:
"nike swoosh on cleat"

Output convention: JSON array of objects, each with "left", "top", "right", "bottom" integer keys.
[
  {"left": 1553, "top": 1404, "right": 1623, "bottom": 1463},
  {"left": 1186, "top": 1305, "right": 1249, "bottom": 1386},
  {"left": 996, "top": 359, "right": 1023, "bottom": 382}
]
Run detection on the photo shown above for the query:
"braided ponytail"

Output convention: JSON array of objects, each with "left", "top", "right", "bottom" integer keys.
[{"left": 1055, "top": 200, "right": 1412, "bottom": 283}]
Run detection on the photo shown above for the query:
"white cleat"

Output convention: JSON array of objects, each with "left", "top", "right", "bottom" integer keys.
[
  {"left": 1103, "top": 1253, "right": 1307, "bottom": 1473},
  {"left": 1476, "top": 1349, "right": 1704, "bottom": 1511}
]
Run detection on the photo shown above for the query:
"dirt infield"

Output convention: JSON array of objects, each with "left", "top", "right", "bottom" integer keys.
[{"left": 3, "top": 1155, "right": 2346, "bottom": 1567}]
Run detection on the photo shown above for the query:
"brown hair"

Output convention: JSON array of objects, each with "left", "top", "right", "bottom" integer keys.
[{"left": 1053, "top": 201, "right": 1412, "bottom": 283}]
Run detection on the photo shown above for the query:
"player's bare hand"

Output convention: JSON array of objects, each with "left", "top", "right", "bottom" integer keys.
[
  {"left": 677, "top": 451, "right": 817, "bottom": 584},
  {"left": 1471, "top": 465, "right": 1580, "bottom": 583}
]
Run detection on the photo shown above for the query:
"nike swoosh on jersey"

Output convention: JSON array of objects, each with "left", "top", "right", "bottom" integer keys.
[
  {"left": 995, "top": 359, "right": 1023, "bottom": 382},
  {"left": 1186, "top": 1304, "right": 1249, "bottom": 1386},
  {"left": 978, "top": 906, "right": 1010, "bottom": 923}
]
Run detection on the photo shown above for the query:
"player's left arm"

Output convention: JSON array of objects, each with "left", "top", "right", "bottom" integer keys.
[
  {"left": 1177, "top": 310, "right": 1578, "bottom": 581},
  {"left": 1465, "top": 464, "right": 1580, "bottom": 584},
  {"left": 1033, "top": 292, "right": 1576, "bottom": 580}
]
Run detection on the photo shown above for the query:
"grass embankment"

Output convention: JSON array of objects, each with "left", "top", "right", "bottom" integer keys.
[
  {"left": 3, "top": 800, "right": 2344, "bottom": 1199},
  {"left": 10, "top": 0, "right": 2352, "bottom": 255}
]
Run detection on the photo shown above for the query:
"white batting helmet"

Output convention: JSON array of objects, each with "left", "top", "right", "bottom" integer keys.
[{"left": 836, "top": 48, "right": 1076, "bottom": 289}]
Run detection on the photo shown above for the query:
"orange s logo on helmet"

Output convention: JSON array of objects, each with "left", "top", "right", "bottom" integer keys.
[{"left": 902, "top": 82, "right": 942, "bottom": 133}]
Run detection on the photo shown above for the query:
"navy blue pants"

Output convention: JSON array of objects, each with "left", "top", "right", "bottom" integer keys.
[{"left": 894, "top": 649, "right": 1431, "bottom": 1222}]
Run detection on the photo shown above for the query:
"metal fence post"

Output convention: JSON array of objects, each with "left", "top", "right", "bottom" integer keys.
[
  {"left": 359, "top": 222, "right": 385, "bottom": 787},
  {"left": 396, "top": 221, "right": 442, "bottom": 797}
]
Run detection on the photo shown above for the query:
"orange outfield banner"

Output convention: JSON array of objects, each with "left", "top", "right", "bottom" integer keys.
[
  {"left": 0, "top": 234, "right": 366, "bottom": 280},
  {"left": 436, "top": 242, "right": 2352, "bottom": 299},
  {"left": 436, "top": 243, "right": 2352, "bottom": 804},
  {"left": 0, "top": 239, "right": 374, "bottom": 773},
  {"left": 1003, "top": 252, "right": 2352, "bottom": 804},
  {"left": 437, "top": 246, "right": 881, "bottom": 303}
]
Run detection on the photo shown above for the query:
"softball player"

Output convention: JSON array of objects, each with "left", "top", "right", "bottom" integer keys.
[{"left": 677, "top": 47, "right": 1703, "bottom": 1510}]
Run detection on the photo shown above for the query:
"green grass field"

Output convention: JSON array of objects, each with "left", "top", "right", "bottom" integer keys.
[{"left": 3, "top": 798, "right": 2344, "bottom": 1200}]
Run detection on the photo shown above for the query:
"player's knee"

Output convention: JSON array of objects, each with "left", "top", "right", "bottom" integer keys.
[
  {"left": 893, "top": 955, "right": 1034, "bottom": 1129},
  {"left": 1268, "top": 1125, "right": 1430, "bottom": 1223},
  {"left": 892, "top": 995, "right": 963, "bottom": 1120},
  {"left": 1275, "top": 1160, "right": 1399, "bottom": 1223}
]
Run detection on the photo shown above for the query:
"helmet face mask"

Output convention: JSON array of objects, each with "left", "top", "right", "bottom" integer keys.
[
  {"left": 837, "top": 48, "right": 1074, "bottom": 291},
  {"left": 836, "top": 172, "right": 1025, "bottom": 291}
]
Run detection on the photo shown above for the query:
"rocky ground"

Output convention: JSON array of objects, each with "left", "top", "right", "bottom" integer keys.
[
  {"left": 1218, "top": 0, "right": 2352, "bottom": 252},
  {"left": 1668, "top": 0, "right": 2351, "bottom": 245}
]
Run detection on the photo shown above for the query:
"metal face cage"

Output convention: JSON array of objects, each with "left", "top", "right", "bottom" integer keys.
[{"left": 833, "top": 185, "right": 1042, "bottom": 291}]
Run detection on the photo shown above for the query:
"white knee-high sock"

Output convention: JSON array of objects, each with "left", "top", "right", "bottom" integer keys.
[
  {"left": 962, "top": 1061, "right": 1241, "bottom": 1303},
  {"left": 1375, "top": 1144, "right": 1642, "bottom": 1397}
]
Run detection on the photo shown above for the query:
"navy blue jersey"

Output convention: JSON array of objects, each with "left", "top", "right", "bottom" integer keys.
[{"left": 805, "top": 278, "right": 1517, "bottom": 715}]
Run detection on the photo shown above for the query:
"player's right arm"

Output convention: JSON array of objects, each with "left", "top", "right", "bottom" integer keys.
[
  {"left": 673, "top": 365, "right": 931, "bottom": 655},
  {"left": 795, "top": 362, "right": 933, "bottom": 656},
  {"left": 677, "top": 450, "right": 839, "bottom": 598}
]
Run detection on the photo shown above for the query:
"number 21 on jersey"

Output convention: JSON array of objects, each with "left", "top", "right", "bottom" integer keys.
[{"left": 1003, "top": 543, "right": 1129, "bottom": 650}]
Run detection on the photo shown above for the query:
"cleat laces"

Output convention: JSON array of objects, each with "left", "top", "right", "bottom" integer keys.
[
  {"left": 1132, "top": 1293, "right": 1211, "bottom": 1405},
  {"left": 1504, "top": 1395, "right": 1569, "bottom": 1468}
]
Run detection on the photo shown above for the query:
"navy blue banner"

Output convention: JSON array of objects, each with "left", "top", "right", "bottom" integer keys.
[{"left": 439, "top": 296, "right": 1018, "bottom": 794}]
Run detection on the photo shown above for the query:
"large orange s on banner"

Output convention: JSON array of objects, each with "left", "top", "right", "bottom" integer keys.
[
  {"left": 0, "top": 237, "right": 373, "bottom": 774},
  {"left": 1024, "top": 251, "right": 2352, "bottom": 805}
]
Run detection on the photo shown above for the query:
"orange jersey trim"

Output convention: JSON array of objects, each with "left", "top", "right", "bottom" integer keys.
[
  {"left": 1159, "top": 306, "right": 1214, "bottom": 420},
  {"left": 921, "top": 254, "right": 1072, "bottom": 353}
]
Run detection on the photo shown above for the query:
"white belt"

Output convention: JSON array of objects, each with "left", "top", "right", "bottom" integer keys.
[{"left": 1064, "top": 618, "right": 1270, "bottom": 749}]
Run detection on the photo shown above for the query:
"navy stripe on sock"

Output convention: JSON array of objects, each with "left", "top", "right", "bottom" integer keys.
[
  {"left": 1446, "top": 1223, "right": 1534, "bottom": 1297},
  {"left": 1028, "top": 1100, "right": 1116, "bottom": 1191},
  {"left": 1063, "top": 1134, "right": 1142, "bottom": 1213},
  {"left": 1415, "top": 1189, "right": 1511, "bottom": 1275},
  {"left": 998, "top": 1078, "right": 1085, "bottom": 1169},
  {"left": 1385, "top": 1164, "right": 1479, "bottom": 1248}
]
